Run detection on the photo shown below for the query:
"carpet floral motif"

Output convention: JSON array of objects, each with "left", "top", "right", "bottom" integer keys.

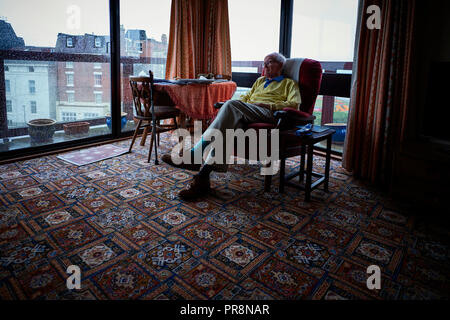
[{"left": 0, "top": 133, "right": 448, "bottom": 300}]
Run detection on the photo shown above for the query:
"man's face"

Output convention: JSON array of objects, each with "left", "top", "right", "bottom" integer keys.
[{"left": 263, "top": 55, "right": 283, "bottom": 79}]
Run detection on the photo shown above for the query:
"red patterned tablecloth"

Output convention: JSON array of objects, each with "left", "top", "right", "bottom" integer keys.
[{"left": 154, "top": 81, "right": 237, "bottom": 120}]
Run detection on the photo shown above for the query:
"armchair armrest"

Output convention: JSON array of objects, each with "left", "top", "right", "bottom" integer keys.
[
  {"left": 214, "top": 102, "right": 225, "bottom": 109},
  {"left": 282, "top": 107, "right": 314, "bottom": 119},
  {"left": 274, "top": 108, "right": 316, "bottom": 130}
]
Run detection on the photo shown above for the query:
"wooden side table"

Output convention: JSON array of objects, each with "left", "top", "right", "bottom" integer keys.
[{"left": 279, "top": 127, "right": 335, "bottom": 201}]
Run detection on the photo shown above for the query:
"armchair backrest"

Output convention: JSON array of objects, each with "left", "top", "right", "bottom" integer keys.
[{"left": 282, "top": 58, "right": 323, "bottom": 115}]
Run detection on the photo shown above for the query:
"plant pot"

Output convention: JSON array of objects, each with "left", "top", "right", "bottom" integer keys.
[
  {"left": 63, "top": 122, "right": 90, "bottom": 135},
  {"left": 105, "top": 112, "right": 127, "bottom": 130},
  {"left": 27, "top": 119, "right": 56, "bottom": 143},
  {"left": 324, "top": 123, "right": 347, "bottom": 144}
]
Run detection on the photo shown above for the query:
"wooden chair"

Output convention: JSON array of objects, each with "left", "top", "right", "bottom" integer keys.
[{"left": 129, "top": 71, "right": 180, "bottom": 164}]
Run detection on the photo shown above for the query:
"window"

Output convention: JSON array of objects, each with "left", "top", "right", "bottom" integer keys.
[
  {"left": 120, "top": 0, "right": 170, "bottom": 79},
  {"left": 291, "top": 0, "right": 357, "bottom": 154},
  {"left": 291, "top": 0, "right": 358, "bottom": 61},
  {"left": 28, "top": 80, "right": 36, "bottom": 94},
  {"left": 7, "top": 120, "right": 13, "bottom": 126},
  {"left": 228, "top": 0, "right": 281, "bottom": 73},
  {"left": 94, "top": 92, "right": 102, "bottom": 104},
  {"left": 1, "top": 0, "right": 112, "bottom": 151},
  {"left": 94, "top": 37, "right": 102, "bottom": 48},
  {"left": 136, "top": 42, "right": 143, "bottom": 52},
  {"left": 84, "top": 112, "right": 99, "bottom": 118},
  {"left": 94, "top": 73, "right": 102, "bottom": 86},
  {"left": 66, "top": 73, "right": 74, "bottom": 86},
  {"left": 6, "top": 100, "right": 12, "bottom": 112},
  {"left": 30, "top": 101, "right": 37, "bottom": 113},
  {"left": 67, "top": 91, "right": 75, "bottom": 103},
  {"left": 62, "top": 112, "right": 77, "bottom": 121}
]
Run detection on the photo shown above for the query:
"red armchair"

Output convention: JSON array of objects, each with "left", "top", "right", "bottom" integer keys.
[{"left": 215, "top": 58, "right": 323, "bottom": 191}]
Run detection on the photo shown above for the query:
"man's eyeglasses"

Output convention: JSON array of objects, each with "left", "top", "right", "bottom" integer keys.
[{"left": 262, "top": 60, "right": 277, "bottom": 68}]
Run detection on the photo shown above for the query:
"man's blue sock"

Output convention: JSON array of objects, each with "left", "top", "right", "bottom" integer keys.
[{"left": 190, "top": 137, "right": 210, "bottom": 157}]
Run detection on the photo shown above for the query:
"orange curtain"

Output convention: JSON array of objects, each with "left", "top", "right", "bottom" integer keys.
[
  {"left": 343, "top": 0, "right": 416, "bottom": 187},
  {"left": 165, "top": 0, "right": 232, "bottom": 80}
]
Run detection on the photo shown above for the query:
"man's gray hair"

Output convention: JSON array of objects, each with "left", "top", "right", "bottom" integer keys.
[{"left": 267, "top": 52, "right": 286, "bottom": 65}]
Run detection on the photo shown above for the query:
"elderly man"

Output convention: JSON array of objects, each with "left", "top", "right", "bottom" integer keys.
[{"left": 162, "top": 52, "right": 301, "bottom": 200}]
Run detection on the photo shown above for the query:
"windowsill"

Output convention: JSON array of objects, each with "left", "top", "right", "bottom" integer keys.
[{"left": 0, "top": 124, "right": 113, "bottom": 152}]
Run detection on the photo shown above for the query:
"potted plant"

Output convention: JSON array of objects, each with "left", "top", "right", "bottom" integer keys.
[
  {"left": 27, "top": 119, "right": 56, "bottom": 143},
  {"left": 323, "top": 123, "right": 347, "bottom": 144},
  {"left": 105, "top": 112, "right": 128, "bottom": 130},
  {"left": 63, "top": 122, "right": 90, "bottom": 135}
]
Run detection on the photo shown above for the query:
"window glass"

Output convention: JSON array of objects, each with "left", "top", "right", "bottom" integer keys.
[
  {"left": 6, "top": 100, "right": 12, "bottom": 112},
  {"left": 28, "top": 80, "right": 35, "bottom": 93},
  {"left": 67, "top": 91, "right": 75, "bottom": 103},
  {"left": 30, "top": 101, "right": 37, "bottom": 113},
  {"left": 95, "top": 37, "right": 102, "bottom": 48},
  {"left": 120, "top": 0, "right": 171, "bottom": 132},
  {"left": 66, "top": 73, "right": 74, "bottom": 86},
  {"left": 291, "top": 0, "right": 358, "bottom": 61},
  {"left": 0, "top": 0, "right": 112, "bottom": 153},
  {"left": 94, "top": 92, "right": 102, "bottom": 104},
  {"left": 229, "top": 0, "right": 281, "bottom": 73},
  {"left": 94, "top": 74, "right": 102, "bottom": 86},
  {"left": 292, "top": 0, "right": 358, "bottom": 154}
]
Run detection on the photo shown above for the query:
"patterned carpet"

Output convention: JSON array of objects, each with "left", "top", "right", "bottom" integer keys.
[{"left": 0, "top": 133, "right": 448, "bottom": 300}]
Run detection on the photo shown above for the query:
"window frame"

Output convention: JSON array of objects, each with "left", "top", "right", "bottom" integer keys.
[
  {"left": 66, "top": 90, "right": 75, "bottom": 103},
  {"left": 94, "top": 91, "right": 103, "bottom": 104},
  {"left": 0, "top": 0, "right": 351, "bottom": 162},
  {"left": 6, "top": 100, "right": 12, "bottom": 113},
  {"left": 30, "top": 101, "right": 37, "bottom": 114},
  {"left": 28, "top": 80, "right": 36, "bottom": 94},
  {"left": 94, "top": 73, "right": 102, "bottom": 87},
  {"left": 94, "top": 37, "right": 102, "bottom": 48},
  {"left": 66, "top": 72, "right": 74, "bottom": 87}
]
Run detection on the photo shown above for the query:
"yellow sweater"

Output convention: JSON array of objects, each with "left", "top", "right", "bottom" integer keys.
[{"left": 239, "top": 76, "right": 301, "bottom": 111}]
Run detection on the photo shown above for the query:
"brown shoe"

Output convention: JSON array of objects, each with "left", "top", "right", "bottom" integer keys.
[
  {"left": 161, "top": 153, "right": 201, "bottom": 171},
  {"left": 179, "top": 175, "right": 211, "bottom": 200}
]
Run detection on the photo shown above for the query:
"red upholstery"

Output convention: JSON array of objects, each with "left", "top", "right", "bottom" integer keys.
[
  {"left": 281, "top": 107, "right": 312, "bottom": 118},
  {"left": 249, "top": 58, "right": 322, "bottom": 127},
  {"left": 297, "top": 58, "right": 323, "bottom": 115},
  {"left": 247, "top": 123, "right": 277, "bottom": 130}
]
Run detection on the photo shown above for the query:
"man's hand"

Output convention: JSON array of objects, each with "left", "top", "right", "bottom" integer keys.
[{"left": 252, "top": 102, "right": 271, "bottom": 110}]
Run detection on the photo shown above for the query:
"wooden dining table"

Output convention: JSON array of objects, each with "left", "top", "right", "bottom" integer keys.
[{"left": 140, "top": 80, "right": 237, "bottom": 146}]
